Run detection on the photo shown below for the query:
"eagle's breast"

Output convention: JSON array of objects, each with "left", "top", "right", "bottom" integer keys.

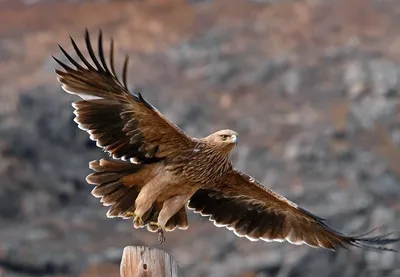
[{"left": 166, "top": 143, "right": 232, "bottom": 186}]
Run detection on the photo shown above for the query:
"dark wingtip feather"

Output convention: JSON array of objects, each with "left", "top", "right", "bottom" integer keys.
[
  {"left": 98, "top": 30, "right": 111, "bottom": 75},
  {"left": 53, "top": 56, "right": 74, "bottom": 72},
  {"left": 348, "top": 232, "right": 399, "bottom": 253},
  {"left": 109, "top": 38, "right": 117, "bottom": 78},
  {"left": 122, "top": 54, "right": 129, "bottom": 89},
  {"left": 353, "top": 226, "right": 384, "bottom": 239},
  {"left": 58, "top": 44, "right": 83, "bottom": 70},
  {"left": 52, "top": 56, "right": 63, "bottom": 72},
  {"left": 85, "top": 28, "right": 104, "bottom": 72},
  {"left": 70, "top": 34, "right": 96, "bottom": 71},
  {"left": 297, "top": 206, "right": 399, "bottom": 252}
]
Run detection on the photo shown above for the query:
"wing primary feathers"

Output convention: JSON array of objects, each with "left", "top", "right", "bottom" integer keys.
[
  {"left": 350, "top": 235, "right": 399, "bottom": 252},
  {"left": 98, "top": 30, "right": 111, "bottom": 75},
  {"left": 52, "top": 56, "right": 75, "bottom": 72},
  {"left": 84, "top": 29, "right": 104, "bottom": 72},
  {"left": 296, "top": 205, "right": 399, "bottom": 252},
  {"left": 107, "top": 37, "right": 129, "bottom": 92},
  {"left": 350, "top": 226, "right": 384, "bottom": 239},
  {"left": 109, "top": 38, "right": 118, "bottom": 79},
  {"left": 58, "top": 44, "right": 84, "bottom": 70},
  {"left": 70, "top": 35, "right": 96, "bottom": 71},
  {"left": 122, "top": 54, "right": 129, "bottom": 90}
]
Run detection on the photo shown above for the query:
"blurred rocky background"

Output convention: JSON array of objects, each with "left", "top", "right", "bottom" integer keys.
[{"left": 1, "top": 0, "right": 400, "bottom": 276}]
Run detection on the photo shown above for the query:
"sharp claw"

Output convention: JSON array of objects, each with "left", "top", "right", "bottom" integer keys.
[{"left": 158, "top": 228, "right": 165, "bottom": 244}]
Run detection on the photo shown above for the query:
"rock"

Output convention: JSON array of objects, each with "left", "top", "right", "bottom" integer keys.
[
  {"left": 344, "top": 60, "right": 367, "bottom": 99},
  {"left": 281, "top": 68, "right": 301, "bottom": 96}
]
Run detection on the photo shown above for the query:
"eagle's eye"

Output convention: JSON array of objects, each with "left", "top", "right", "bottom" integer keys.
[{"left": 220, "top": 134, "right": 229, "bottom": 140}]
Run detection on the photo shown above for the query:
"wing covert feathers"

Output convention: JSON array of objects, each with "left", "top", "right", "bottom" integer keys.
[
  {"left": 54, "top": 29, "right": 194, "bottom": 163},
  {"left": 189, "top": 169, "right": 399, "bottom": 252}
]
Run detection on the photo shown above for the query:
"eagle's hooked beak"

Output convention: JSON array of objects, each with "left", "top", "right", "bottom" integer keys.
[{"left": 231, "top": 134, "right": 238, "bottom": 145}]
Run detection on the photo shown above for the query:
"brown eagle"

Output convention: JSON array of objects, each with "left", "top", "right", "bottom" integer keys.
[{"left": 54, "top": 30, "right": 398, "bottom": 251}]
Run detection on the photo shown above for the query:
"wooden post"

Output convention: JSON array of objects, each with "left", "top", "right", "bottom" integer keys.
[{"left": 120, "top": 246, "right": 180, "bottom": 277}]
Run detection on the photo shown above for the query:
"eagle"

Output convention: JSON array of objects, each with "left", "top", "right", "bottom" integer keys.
[{"left": 53, "top": 30, "right": 398, "bottom": 251}]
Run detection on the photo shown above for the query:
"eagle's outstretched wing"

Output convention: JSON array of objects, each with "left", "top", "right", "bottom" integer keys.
[
  {"left": 189, "top": 169, "right": 398, "bottom": 251},
  {"left": 54, "top": 30, "right": 194, "bottom": 163}
]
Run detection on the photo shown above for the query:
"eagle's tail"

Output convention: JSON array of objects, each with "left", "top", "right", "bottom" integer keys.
[
  {"left": 86, "top": 159, "right": 188, "bottom": 232},
  {"left": 86, "top": 159, "right": 144, "bottom": 219}
]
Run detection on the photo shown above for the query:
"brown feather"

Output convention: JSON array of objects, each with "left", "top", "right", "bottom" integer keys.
[
  {"left": 189, "top": 169, "right": 399, "bottom": 251},
  {"left": 86, "top": 159, "right": 145, "bottom": 219},
  {"left": 54, "top": 30, "right": 195, "bottom": 164}
]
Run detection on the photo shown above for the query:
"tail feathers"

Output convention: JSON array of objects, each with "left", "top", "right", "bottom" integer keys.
[
  {"left": 87, "top": 159, "right": 143, "bottom": 219},
  {"left": 87, "top": 159, "right": 190, "bottom": 232}
]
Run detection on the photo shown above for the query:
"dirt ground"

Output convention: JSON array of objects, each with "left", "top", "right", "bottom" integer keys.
[{"left": 0, "top": 0, "right": 399, "bottom": 276}]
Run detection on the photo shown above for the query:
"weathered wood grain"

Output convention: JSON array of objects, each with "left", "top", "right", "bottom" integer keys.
[{"left": 120, "top": 246, "right": 180, "bottom": 277}]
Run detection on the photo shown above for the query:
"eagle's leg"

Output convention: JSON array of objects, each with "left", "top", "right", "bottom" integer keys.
[{"left": 134, "top": 179, "right": 162, "bottom": 227}]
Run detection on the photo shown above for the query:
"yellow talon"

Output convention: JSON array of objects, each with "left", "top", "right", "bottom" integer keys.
[
  {"left": 133, "top": 215, "right": 144, "bottom": 228},
  {"left": 125, "top": 211, "right": 135, "bottom": 218},
  {"left": 149, "top": 221, "right": 158, "bottom": 228}
]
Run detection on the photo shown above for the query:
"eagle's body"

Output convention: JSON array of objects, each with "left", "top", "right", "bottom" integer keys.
[
  {"left": 168, "top": 139, "right": 234, "bottom": 184},
  {"left": 54, "top": 30, "right": 398, "bottom": 251}
]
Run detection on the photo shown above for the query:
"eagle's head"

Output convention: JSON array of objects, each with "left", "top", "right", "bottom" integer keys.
[{"left": 204, "top": 129, "right": 239, "bottom": 153}]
